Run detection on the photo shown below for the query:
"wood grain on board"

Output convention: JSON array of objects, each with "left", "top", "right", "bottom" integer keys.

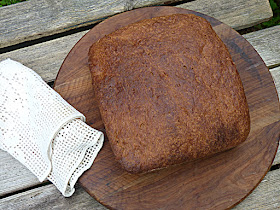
[
  {"left": 54, "top": 7, "right": 280, "bottom": 210},
  {"left": 1, "top": 168, "right": 280, "bottom": 210}
]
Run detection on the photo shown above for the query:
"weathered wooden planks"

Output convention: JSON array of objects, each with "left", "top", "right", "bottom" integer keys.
[
  {"left": 0, "top": 31, "right": 87, "bottom": 83},
  {"left": 270, "top": 66, "right": 280, "bottom": 97},
  {"left": 0, "top": 1, "right": 278, "bottom": 208},
  {"left": 243, "top": 25, "right": 280, "bottom": 69},
  {"left": 0, "top": 0, "right": 272, "bottom": 49},
  {"left": 1, "top": 168, "right": 280, "bottom": 209},
  {"left": 0, "top": 0, "right": 175, "bottom": 49},
  {"left": 0, "top": 150, "right": 42, "bottom": 197},
  {"left": 270, "top": 65, "right": 280, "bottom": 165},
  {"left": 177, "top": 0, "right": 273, "bottom": 30},
  {"left": 0, "top": 184, "right": 106, "bottom": 210}
]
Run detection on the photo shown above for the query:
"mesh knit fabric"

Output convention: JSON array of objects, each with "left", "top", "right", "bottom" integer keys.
[{"left": 0, "top": 59, "right": 104, "bottom": 196}]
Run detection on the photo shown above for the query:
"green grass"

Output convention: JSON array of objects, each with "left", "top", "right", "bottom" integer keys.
[
  {"left": 254, "top": 0, "right": 280, "bottom": 30},
  {"left": 0, "top": 0, "right": 26, "bottom": 7}
]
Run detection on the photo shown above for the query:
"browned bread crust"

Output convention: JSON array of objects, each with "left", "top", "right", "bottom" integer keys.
[{"left": 88, "top": 14, "right": 250, "bottom": 173}]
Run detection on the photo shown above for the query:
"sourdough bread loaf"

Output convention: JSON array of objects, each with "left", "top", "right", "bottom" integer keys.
[{"left": 88, "top": 14, "right": 250, "bottom": 173}]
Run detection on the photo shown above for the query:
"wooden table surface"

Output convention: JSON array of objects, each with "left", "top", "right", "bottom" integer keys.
[{"left": 0, "top": 0, "right": 279, "bottom": 209}]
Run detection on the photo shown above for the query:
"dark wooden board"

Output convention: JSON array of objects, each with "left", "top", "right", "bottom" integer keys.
[{"left": 54, "top": 6, "right": 280, "bottom": 210}]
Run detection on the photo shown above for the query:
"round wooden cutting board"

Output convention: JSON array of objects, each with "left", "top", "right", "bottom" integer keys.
[{"left": 54, "top": 6, "right": 280, "bottom": 210}]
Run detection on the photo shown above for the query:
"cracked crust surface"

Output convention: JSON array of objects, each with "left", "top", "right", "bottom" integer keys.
[{"left": 88, "top": 14, "right": 250, "bottom": 173}]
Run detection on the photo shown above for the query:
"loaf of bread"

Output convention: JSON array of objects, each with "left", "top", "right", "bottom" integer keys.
[{"left": 88, "top": 14, "right": 250, "bottom": 173}]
